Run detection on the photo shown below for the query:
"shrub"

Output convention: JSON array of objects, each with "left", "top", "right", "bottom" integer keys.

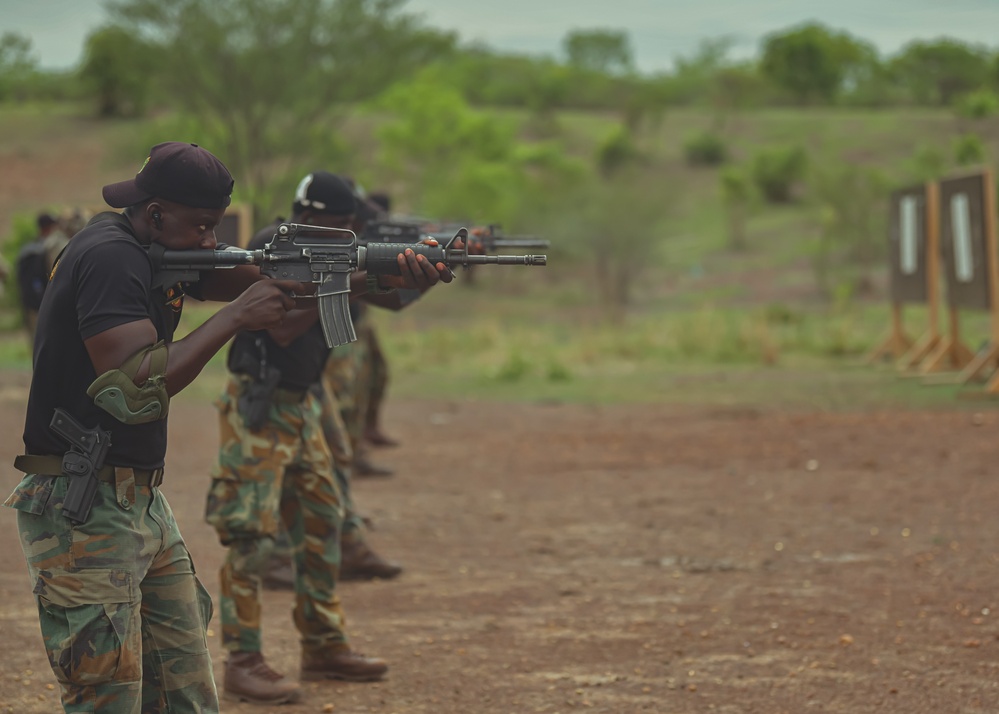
[
  {"left": 750, "top": 145, "right": 808, "bottom": 203},
  {"left": 596, "top": 125, "right": 638, "bottom": 177},
  {"left": 495, "top": 350, "right": 531, "bottom": 381},
  {"left": 953, "top": 133, "right": 986, "bottom": 165},
  {"left": 546, "top": 360, "right": 573, "bottom": 382},
  {"left": 955, "top": 89, "right": 999, "bottom": 119},
  {"left": 909, "top": 144, "right": 946, "bottom": 180},
  {"left": 683, "top": 131, "right": 728, "bottom": 166}
]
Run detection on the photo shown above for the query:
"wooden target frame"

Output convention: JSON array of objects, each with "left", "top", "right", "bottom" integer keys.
[
  {"left": 910, "top": 175, "right": 978, "bottom": 376},
  {"left": 868, "top": 183, "right": 940, "bottom": 367},
  {"left": 936, "top": 168, "right": 999, "bottom": 391},
  {"left": 215, "top": 202, "right": 253, "bottom": 248}
]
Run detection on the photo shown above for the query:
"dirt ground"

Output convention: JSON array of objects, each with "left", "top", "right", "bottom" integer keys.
[{"left": 0, "top": 368, "right": 998, "bottom": 713}]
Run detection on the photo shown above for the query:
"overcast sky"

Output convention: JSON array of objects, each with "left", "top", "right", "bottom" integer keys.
[{"left": 4, "top": 0, "right": 997, "bottom": 72}]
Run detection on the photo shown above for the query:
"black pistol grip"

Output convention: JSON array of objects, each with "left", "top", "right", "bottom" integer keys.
[{"left": 50, "top": 409, "right": 99, "bottom": 454}]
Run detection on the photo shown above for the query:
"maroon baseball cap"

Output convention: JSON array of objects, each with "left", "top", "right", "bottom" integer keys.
[{"left": 102, "top": 142, "right": 234, "bottom": 209}]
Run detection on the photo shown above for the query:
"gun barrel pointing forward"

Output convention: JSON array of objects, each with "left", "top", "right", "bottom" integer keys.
[
  {"left": 421, "top": 232, "right": 549, "bottom": 251},
  {"left": 488, "top": 238, "right": 551, "bottom": 250},
  {"left": 156, "top": 224, "right": 547, "bottom": 349},
  {"left": 444, "top": 251, "right": 547, "bottom": 267}
]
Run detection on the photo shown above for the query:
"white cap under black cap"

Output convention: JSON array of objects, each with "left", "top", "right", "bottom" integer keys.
[{"left": 293, "top": 171, "right": 357, "bottom": 215}]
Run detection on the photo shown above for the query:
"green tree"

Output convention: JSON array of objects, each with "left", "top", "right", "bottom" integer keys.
[
  {"left": 811, "top": 165, "right": 887, "bottom": 297},
  {"left": 79, "top": 25, "right": 158, "bottom": 117},
  {"left": 0, "top": 32, "right": 37, "bottom": 101},
  {"left": 719, "top": 167, "right": 754, "bottom": 251},
  {"left": 661, "top": 37, "right": 736, "bottom": 106},
  {"left": 562, "top": 29, "right": 634, "bottom": 75},
  {"left": 890, "top": 39, "right": 991, "bottom": 105},
  {"left": 109, "top": 0, "right": 456, "bottom": 213},
  {"left": 760, "top": 23, "right": 875, "bottom": 104},
  {"left": 374, "top": 72, "right": 580, "bottom": 229},
  {"left": 575, "top": 126, "right": 669, "bottom": 312}
]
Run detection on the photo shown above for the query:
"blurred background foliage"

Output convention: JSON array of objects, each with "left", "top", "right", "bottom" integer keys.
[{"left": 2, "top": 0, "right": 999, "bottom": 400}]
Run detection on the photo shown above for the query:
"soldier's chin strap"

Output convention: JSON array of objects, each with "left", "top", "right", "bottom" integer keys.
[{"left": 87, "top": 341, "right": 170, "bottom": 424}]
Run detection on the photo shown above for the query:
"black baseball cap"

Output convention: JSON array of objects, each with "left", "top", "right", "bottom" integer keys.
[
  {"left": 102, "top": 142, "right": 234, "bottom": 209},
  {"left": 293, "top": 171, "right": 357, "bottom": 216}
]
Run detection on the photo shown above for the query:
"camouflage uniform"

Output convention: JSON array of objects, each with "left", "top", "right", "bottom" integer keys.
[
  {"left": 322, "top": 334, "right": 372, "bottom": 539},
  {"left": 360, "top": 320, "right": 390, "bottom": 437},
  {"left": 5, "top": 472, "right": 217, "bottom": 713},
  {"left": 324, "top": 332, "right": 369, "bottom": 461},
  {"left": 205, "top": 376, "right": 348, "bottom": 654},
  {"left": 316, "top": 374, "right": 366, "bottom": 543}
]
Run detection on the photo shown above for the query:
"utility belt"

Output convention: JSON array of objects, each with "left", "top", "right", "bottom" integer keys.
[
  {"left": 233, "top": 373, "right": 315, "bottom": 431},
  {"left": 13, "top": 408, "right": 156, "bottom": 525},
  {"left": 13, "top": 454, "right": 164, "bottom": 488}
]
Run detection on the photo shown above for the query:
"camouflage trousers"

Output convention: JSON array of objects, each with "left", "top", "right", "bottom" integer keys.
[
  {"left": 325, "top": 327, "right": 369, "bottom": 460},
  {"left": 316, "top": 373, "right": 366, "bottom": 543},
  {"left": 362, "top": 321, "right": 390, "bottom": 434},
  {"left": 205, "top": 377, "right": 347, "bottom": 654},
  {"left": 4, "top": 470, "right": 218, "bottom": 713}
]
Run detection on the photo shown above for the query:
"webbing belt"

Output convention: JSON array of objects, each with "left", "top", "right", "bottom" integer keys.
[{"left": 13, "top": 455, "right": 164, "bottom": 488}]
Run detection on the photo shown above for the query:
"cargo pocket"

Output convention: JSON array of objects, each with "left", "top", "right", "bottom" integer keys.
[
  {"left": 195, "top": 575, "right": 214, "bottom": 629},
  {"left": 3, "top": 474, "right": 56, "bottom": 515},
  {"left": 35, "top": 568, "right": 140, "bottom": 686}
]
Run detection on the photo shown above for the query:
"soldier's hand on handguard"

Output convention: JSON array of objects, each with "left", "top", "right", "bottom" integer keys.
[
  {"left": 232, "top": 279, "right": 303, "bottom": 330},
  {"left": 381, "top": 237, "right": 464, "bottom": 291}
]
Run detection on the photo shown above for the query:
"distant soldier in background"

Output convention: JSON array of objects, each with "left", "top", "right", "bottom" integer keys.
[
  {"left": 328, "top": 184, "right": 397, "bottom": 477},
  {"left": 16, "top": 212, "right": 63, "bottom": 343},
  {"left": 42, "top": 213, "right": 72, "bottom": 273},
  {"left": 359, "top": 190, "right": 400, "bottom": 450}
]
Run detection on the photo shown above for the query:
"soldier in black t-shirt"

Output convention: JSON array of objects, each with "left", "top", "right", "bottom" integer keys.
[{"left": 3, "top": 145, "right": 453, "bottom": 714}]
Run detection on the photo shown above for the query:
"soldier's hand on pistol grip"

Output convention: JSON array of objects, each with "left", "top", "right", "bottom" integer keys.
[{"left": 232, "top": 279, "right": 302, "bottom": 330}]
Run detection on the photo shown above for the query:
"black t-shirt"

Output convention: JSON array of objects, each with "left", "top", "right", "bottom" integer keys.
[
  {"left": 227, "top": 223, "right": 330, "bottom": 391},
  {"left": 22, "top": 213, "right": 189, "bottom": 469}
]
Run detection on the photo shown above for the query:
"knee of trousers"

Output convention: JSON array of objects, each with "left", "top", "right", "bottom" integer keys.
[{"left": 226, "top": 535, "right": 278, "bottom": 578}]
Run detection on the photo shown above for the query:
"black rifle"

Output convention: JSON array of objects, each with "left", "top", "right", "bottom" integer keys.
[
  {"left": 360, "top": 220, "right": 424, "bottom": 245},
  {"left": 50, "top": 408, "right": 111, "bottom": 525},
  {"left": 424, "top": 224, "right": 549, "bottom": 252},
  {"left": 363, "top": 221, "right": 550, "bottom": 252},
  {"left": 154, "top": 225, "right": 546, "bottom": 349}
]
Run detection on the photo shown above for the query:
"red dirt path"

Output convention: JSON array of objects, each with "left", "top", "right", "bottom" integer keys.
[{"left": 0, "top": 370, "right": 997, "bottom": 713}]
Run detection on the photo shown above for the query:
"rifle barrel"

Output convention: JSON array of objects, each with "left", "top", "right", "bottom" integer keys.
[{"left": 446, "top": 252, "right": 546, "bottom": 266}]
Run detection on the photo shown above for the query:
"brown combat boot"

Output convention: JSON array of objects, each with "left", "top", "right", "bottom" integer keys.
[
  {"left": 364, "top": 426, "right": 399, "bottom": 448},
  {"left": 340, "top": 539, "right": 403, "bottom": 581},
  {"left": 300, "top": 645, "right": 388, "bottom": 682},
  {"left": 224, "top": 651, "right": 302, "bottom": 705},
  {"left": 354, "top": 455, "right": 394, "bottom": 478}
]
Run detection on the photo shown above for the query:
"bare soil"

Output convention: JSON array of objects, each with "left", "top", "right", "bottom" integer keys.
[{"left": 0, "top": 368, "right": 996, "bottom": 713}]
